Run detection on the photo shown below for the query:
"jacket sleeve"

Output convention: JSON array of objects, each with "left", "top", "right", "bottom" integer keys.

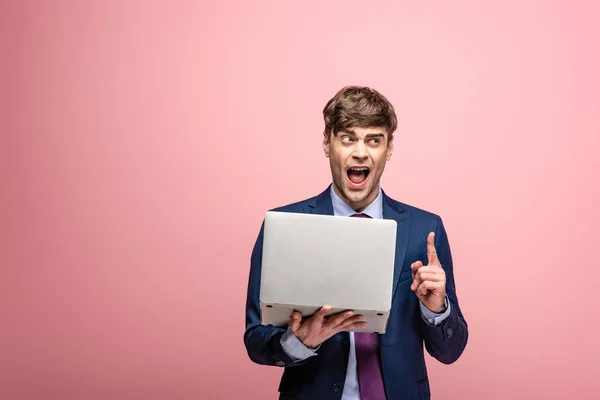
[
  {"left": 243, "top": 222, "right": 310, "bottom": 368},
  {"left": 421, "top": 216, "right": 469, "bottom": 364}
]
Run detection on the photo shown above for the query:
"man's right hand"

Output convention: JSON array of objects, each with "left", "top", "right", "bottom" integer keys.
[{"left": 288, "top": 305, "right": 367, "bottom": 349}]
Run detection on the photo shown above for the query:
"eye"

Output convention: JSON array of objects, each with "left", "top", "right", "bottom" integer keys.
[
  {"left": 341, "top": 136, "right": 353, "bottom": 142},
  {"left": 369, "top": 138, "right": 381, "bottom": 144}
]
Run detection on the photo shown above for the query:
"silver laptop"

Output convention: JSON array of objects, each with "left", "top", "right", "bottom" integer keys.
[{"left": 260, "top": 211, "right": 397, "bottom": 334}]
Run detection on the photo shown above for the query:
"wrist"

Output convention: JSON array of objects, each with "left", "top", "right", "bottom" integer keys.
[
  {"left": 302, "top": 339, "right": 320, "bottom": 350},
  {"left": 429, "top": 297, "right": 448, "bottom": 314},
  {"left": 295, "top": 333, "right": 319, "bottom": 350}
]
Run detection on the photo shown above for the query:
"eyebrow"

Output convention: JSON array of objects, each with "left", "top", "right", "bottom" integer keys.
[
  {"left": 340, "top": 128, "right": 357, "bottom": 136},
  {"left": 339, "top": 129, "right": 385, "bottom": 139}
]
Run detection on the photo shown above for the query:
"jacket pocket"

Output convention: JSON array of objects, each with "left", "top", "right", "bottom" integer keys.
[{"left": 278, "top": 365, "right": 313, "bottom": 396}]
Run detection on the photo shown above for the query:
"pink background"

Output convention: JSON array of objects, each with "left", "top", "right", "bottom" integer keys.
[{"left": 2, "top": 1, "right": 599, "bottom": 399}]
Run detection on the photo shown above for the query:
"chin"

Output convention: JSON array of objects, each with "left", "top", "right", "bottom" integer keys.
[{"left": 345, "top": 188, "right": 370, "bottom": 204}]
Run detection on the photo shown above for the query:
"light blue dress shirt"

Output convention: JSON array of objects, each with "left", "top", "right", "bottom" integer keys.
[{"left": 280, "top": 185, "right": 451, "bottom": 399}]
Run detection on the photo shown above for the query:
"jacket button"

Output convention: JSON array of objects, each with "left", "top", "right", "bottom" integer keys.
[
  {"left": 332, "top": 383, "right": 342, "bottom": 393},
  {"left": 341, "top": 338, "right": 349, "bottom": 345},
  {"left": 446, "top": 328, "right": 453, "bottom": 338},
  {"left": 276, "top": 360, "right": 285, "bottom": 367}
]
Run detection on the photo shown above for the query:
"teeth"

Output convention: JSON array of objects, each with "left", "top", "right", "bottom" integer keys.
[{"left": 349, "top": 167, "right": 368, "bottom": 171}]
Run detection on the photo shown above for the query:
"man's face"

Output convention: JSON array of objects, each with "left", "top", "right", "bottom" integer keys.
[{"left": 323, "top": 126, "right": 393, "bottom": 212}]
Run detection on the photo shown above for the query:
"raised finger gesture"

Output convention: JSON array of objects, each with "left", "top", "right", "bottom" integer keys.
[{"left": 410, "top": 232, "right": 447, "bottom": 313}]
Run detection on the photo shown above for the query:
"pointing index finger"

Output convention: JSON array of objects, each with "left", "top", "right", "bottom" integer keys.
[{"left": 427, "top": 232, "right": 439, "bottom": 265}]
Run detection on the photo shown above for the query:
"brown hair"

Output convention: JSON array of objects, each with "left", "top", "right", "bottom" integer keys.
[{"left": 323, "top": 86, "right": 397, "bottom": 137}]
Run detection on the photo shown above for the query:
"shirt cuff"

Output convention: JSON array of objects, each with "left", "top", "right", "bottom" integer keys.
[
  {"left": 280, "top": 328, "right": 320, "bottom": 362},
  {"left": 420, "top": 296, "right": 451, "bottom": 326}
]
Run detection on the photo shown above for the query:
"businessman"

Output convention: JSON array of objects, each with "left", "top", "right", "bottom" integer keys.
[{"left": 244, "top": 86, "right": 468, "bottom": 399}]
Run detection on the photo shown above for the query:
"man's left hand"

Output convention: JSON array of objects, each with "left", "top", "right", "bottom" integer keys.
[{"left": 411, "top": 232, "right": 447, "bottom": 313}]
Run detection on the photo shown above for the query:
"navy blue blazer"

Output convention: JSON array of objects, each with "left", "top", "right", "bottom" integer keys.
[{"left": 244, "top": 187, "right": 468, "bottom": 400}]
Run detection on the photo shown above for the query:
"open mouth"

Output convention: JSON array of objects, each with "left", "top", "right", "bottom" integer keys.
[{"left": 346, "top": 166, "right": 370, "bottom": 187}]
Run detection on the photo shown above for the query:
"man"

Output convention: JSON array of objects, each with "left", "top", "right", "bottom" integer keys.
[{"left": 244, "top": 86, "right": 468, "bottom": 400}]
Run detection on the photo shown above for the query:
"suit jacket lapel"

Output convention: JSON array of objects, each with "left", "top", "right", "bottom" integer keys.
[
  {"left": 382, "top": 190, "right": 410, "bottom": 299},
  {"left": 308, "top": 186, "right": 334, "bottom": 215}
]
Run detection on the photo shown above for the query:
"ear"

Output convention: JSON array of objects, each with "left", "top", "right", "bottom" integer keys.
[
  {"left": 322, "top": 131, "right": 330, "bottom": 157},
  {"left": 386, "top": 134, "right": 394, "bottom": 161}
]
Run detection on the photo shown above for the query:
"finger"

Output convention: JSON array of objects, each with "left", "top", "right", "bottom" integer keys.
[
  {"left": 339, "top": 318, "right": 368, "bottom": 331},
  {"left": 289, "top": 311, "right": 302, "bottom": 331},
  {"left": 411, "top": 274, "right": 422, "bottom": 291},
  {"left": 411, "top": 271, "right": 423, "bottom": 291},
  {"left": 427, "top": 232, "right": 439, "bottom": 265},
  {"left": 411, "top": 282, "right": 425, "bottom": 298},
  {"left": 411, "top": 264, "right": 435, "bottom": 290},
  {"left": 415, "top": 272, "right": 445, "bottom": 283},
  {"left": 328, "top": 310, "right": 355, "bottom": 327},
  {"left": 337, "top": 314, "right": 366, "bottom": 330},
  {"left": 414, "top": 266, "right": 442, "bottom": 276},
  {"left": 411, "top": 261, "right": 423, "bottom": 280},
  {"left": 315, "top": 305, "right": 332, "bottom": 320},
  {"left": 347, "top": 321, "right": 368, "bottom": 331},
  {"left": 417, "top": 281, "right": 444, "bottom": 296}
]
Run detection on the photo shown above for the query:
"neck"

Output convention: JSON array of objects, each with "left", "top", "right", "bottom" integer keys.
[{"left": 332, "top": 183, "right": 380, "bottom": 213}]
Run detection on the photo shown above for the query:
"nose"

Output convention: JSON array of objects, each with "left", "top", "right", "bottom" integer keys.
[{"left": 352, "top": 140, "right": 368, "bottom": 160}]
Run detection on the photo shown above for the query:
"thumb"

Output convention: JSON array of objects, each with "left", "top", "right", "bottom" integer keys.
[
  {"left": 427, "top": 232, "right": 440, "bottom": 265},
  {"left": 289, "top": 311, "right": 302, "bottom": 331}
]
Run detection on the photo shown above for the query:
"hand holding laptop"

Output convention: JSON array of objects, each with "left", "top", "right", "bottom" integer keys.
[{"left": 288, "top": 305, "right": 367, "bottom": 349}]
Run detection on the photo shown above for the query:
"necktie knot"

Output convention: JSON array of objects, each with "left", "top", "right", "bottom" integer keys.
[{"left": 350, "top": 213, "right": 372, "bottom": 218}]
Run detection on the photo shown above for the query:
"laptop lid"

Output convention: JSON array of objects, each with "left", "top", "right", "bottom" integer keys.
[{"left": 259, "top": 211, "right": 397, "bottom": 331}]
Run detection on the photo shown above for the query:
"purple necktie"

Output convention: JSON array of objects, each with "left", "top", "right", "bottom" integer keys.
[{"left": 350, "top": 213, "right": 387, "bottom": 400}]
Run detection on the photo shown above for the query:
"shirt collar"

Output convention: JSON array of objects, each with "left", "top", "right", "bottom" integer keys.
[{"left": 330, "top": 185, "right": 383, "bottom": 219}]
